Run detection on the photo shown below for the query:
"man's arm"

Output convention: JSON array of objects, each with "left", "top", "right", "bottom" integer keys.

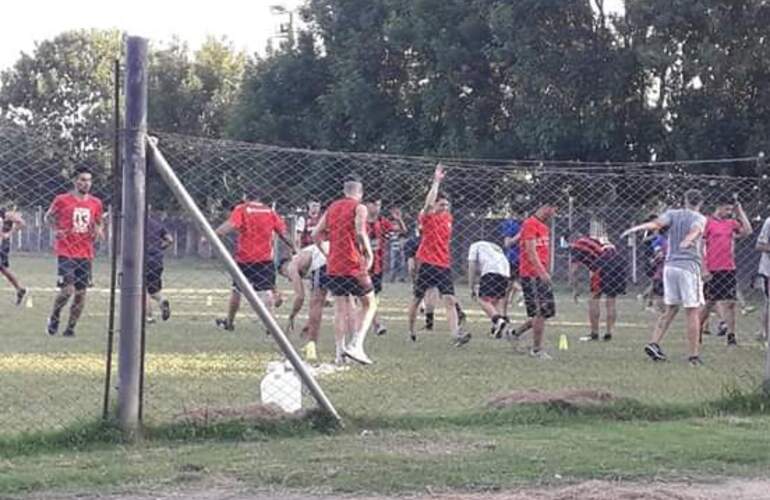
[
  {"left": 311, "top": 211, "right": 328, "bottom": 257},
  {"left": 421, "top": 163, "right": 445, "bottom": 215},
  {"left": 286, "top": 255, "right": 308, "bottom": 332},
  {"left": 755, "top": 220, "right": 770, "bottom": 252},
  {"left": 354, "top": 204, "right": 373, "bottom": 270},
  {"left": 504, "top": 233, "right": 521, "bottom": 249},
  {"left": 215, "top": 220, "right": 235, "bottom": 237},
  {"left": 524, "top": 239, "right": 550, "bottom": 283},
  {"left": 680, "top": 221, "right": 705, "bottom": 249},
  {"left": 621, "top": 219, "right": 665, "bottom": 239},
  {"left": 735, "top": 202, "right": 753, "bottom": 239},
  {"left": 467, "top": 248, "right": 478, "bottom": 298}
]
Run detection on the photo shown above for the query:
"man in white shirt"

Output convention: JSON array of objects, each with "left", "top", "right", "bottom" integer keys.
[
  {"left": 467, "top": 240, "right": 511, "bottom": 338},
  {"left": 755, "top": 216, "right": 770, "bottom": 342},
  {"left": 278, "top": 241, "right": 329, "bottom": 361}
]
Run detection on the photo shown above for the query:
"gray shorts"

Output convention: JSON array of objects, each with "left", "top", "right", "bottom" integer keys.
[{"left": 663, "top": 265, "right": 704, "bottom": 308}]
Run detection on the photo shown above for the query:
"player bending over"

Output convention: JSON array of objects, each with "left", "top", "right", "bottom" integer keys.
[{"left": 467, "top": 240, "right": 511, "bottom": 338}]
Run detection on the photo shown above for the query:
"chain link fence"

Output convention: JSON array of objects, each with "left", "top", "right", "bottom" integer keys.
[{"left": 2, "top": 123, "right": 770, "bottom": 437}]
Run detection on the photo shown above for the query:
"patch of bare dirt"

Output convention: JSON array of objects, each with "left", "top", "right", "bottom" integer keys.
[
  {"left": 487, "top": 389, "right": 616, "bottom": 410},
  {"left": 174, "top": 403, "right": 303, "bottom": 425},
  {"left": 21, "top": 479, "right": 770, "bottom": 500}
]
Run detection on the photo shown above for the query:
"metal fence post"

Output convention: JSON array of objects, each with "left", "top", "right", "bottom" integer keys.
[{"left": 117, "top": 36, "right": 148, "bottom": 435}]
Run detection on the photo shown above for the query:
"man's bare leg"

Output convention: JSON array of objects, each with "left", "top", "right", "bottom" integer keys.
[
  {"left": 605, "top": 297, "right": 617, "bottom": 338},
  {"left": 65, "top": 290, "right": 87, "bottom": 333},
  {"left": 685, "top": 306, "right": 701, "bottom": 358},
  {"left": 531, "top": 316, "right": 545, "bottom": 351},
  {"left": 47, "top": 286, "right": 73, "bottom": 335}
]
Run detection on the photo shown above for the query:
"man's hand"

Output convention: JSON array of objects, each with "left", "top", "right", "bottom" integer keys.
[
  {"left": 703, "top": 270, "right": 712, "bottom": 282},
  {"left": 434, "top": 163, "right": 446, "bottom": 182},
  {"left": 620, "top": 228, "right": 633, "bottom": 239},
  {"left": 680, "top": 239, "right": 694, "bottom": 250},
  {"left": 540, "top": 273, "right": 552, "bottom": 285},
  {"left": 286, "top": 315, "right": 295, "bottom": 334},
  {"left": 390, "top": 207, "right": 402, "bottom": 219}
]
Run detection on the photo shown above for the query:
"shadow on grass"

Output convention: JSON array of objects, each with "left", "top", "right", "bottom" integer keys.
[{"left": 3, "top": 387, "right": 769, "bottom": 459}]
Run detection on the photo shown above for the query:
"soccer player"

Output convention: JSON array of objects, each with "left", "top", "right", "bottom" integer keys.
[
  {"left": 366, "top": 199, "right": 406, "bottom": 336},
  {"left": 406, "top": 164, "right": 470, "bottom": 346},
  {"left": 312, "top": 174, "right": 376, "bottom": 365},
  {"left": 467, "top": 240, "right": 510, "bottom": 338},
  {"left": 294, "top": 200, "right": 321, "bottom": 249},
  {"left": 0, "top": 206, "right": 27, "bottom": 305},
  {"left": 517, "top": 202, "right": 558, "bottom": 359},
  {"left": 387, "top": 207, "right": 408, "bottom": 283},
  {"left": 621, "top": 189, "right": 707, "bottom": 366},
  {"left": 214, "top": 187, "right": 294, "bottom": 331},
  {"left": 699, "top": 195, "right": 752, "bottom": 346},
  {"left": 145, "top": 210, "right": 174, "bottom": 324},
  {"left": 45, "top": 167, "right": 104, "bottom": 337},
  {"left": 756, "top": 213, "right": 770, "bottom": 342},
  {"left": 569, "top": 236, "right": 627, "bottom": 341},
  {"left": 500, "top": 209, "right": 523, "bottom": 317},
  {"left": 278, "top": 241, "right": 329, "bottom": 361}
]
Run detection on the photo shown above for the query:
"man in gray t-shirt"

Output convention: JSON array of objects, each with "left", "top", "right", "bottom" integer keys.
[
  {"left": 755, "top": 216, "right": 770, "bottom": 341},
  {"left": 622, "top": 189, "right": 706, "bottom": 366}
]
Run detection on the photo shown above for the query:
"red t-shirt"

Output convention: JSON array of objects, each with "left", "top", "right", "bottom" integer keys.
[
  {"left": 704, "top": 217, "right": 740, "bottom": 271},
  {"left": 326, "top": 197, "right": 364, "bottom": 277},
  {"left": 367, "top": 217, "right": 394, "bottom": 275},
  {"left": 49, "top": 193, "right": 103, "bottom": 259},
  {"left": 416, "top": 212, "right": 452, "bottom": 269},
  {"left": 519, "top": 216, "right": 550, "bottom": 278},
  {"left": 228, "top": 202, "right": 286, "bottom": 263}
]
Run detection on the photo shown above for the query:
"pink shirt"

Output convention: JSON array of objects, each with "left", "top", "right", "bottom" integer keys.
[{"left": 704, "top": 217, "right": 740, "bottom": 271}]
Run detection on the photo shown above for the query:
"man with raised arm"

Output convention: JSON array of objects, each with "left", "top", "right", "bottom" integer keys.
[
  {"left": 622, "top": 189, "right": 707, "bottom": 366},
  {"left": 313, "top": 174, "right": 377, "bottom": 365},
  {"left": 406, "top": 164, "right": 470, "bottom": 346}
]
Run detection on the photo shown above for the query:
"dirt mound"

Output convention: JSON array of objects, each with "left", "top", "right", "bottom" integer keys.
[
  {"left": 174, "top": 403, "right": 303, "bottom": 425},
  {"left": 487, "top": 389, "right": 616, "bottom": 410}
]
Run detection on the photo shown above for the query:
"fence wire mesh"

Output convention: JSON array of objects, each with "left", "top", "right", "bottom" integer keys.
[{"left": 2, "top": 123, "right": 770, "bottom": 437}]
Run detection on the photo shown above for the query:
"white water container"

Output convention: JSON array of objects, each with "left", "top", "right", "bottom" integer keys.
[{"left": 260, "top": 361, "right": 302, "bottom": 413}]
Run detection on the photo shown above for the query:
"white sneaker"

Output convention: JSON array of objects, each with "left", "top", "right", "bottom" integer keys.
[
  {"left": 492, "top": 317, "right": 508, "bottom": 339},
  {"left": 343, "top": 345, "right": 373, "bottom": 365},
  {"left": 528, "top": 348, "right": 552, "bottom": 360}
]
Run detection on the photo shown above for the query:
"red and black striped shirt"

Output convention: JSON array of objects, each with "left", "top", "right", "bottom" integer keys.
[{"left": 570, "top": 237, "right": 606, "bottom": 271}]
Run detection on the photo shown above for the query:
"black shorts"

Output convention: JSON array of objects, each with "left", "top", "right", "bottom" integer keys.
[
  {"left": 57, "top": 257, "right": 92, "bottom": 291},
  {"left": 591, "top": 252, "right": 627, "bottom": 298},
  {"left": 326, "top": 273, "right": 373, "bottom": 297},
  {"left": 521, "top": 277, "right": 556, "bottom": 319},
  {"left": 705, "top": 270, "right": 737, "bottom": 301},
  {"left": 371, "top": 272, "right": 383, "bottom": 294},
  {"left": 235, "top": 261, "right": 276, "bottom": 292},
  {"left": 651, "top": 278, "right": 664, "bottom": 298},
  {"left": 414, "top": 263, "right": 454, "bottom": 299},
  {"left": 403, "top": 237, "right": 420, "bottom": 260},
  {"left": 508, "top": 263, "right": 520, "bottom": 282},
  {"left": 145, "top": 260, "right": 164, "bottom": 295},
  {"left": 0, "top": 251, "right": 9, "bottom": 269},
  {"left": 310, "top": 265, "right": 329, "bottom": 292},
  {"left": 479, "top": 273, "right": 508, "bottom": 300}
]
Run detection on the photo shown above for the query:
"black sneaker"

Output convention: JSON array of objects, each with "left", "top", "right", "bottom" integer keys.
[
  {"left": 15, "top": 288, "right": 27, "bottom": 306},
  {"left": 716, "top": 321, "right": 728, "bottom": 337},
  {"left": 688, "top": 355, "right": 704, "bottom": 366},
  {"left": 161, "top": 300, "right": 171, "bottom": 321},
  {"left": 46, "top": 316, "right": 59, "bottom": 336},
  {"left": 453, "top": 332, "right": 472, "bottom": 347},
  {"left": 727, "top": 333, "right": 737, "bottom": 346},
  {"left": 644, "top": 342, "right": 667, "bottom": 361},
  {"left": 62, "top": 327, "right": 75, "bottom": 338},
  {"left": 580, "top": 333, "right": 600, "bottom": 342},
  {"left": 409, "top": 331, "right": 417, "bottom": 342},
  {"left": 603, "top": 333, "right": 612, "bottom": 341},
  {"left": 492, "top": 317, "right": 508, "bottom": 339},
  {"left": 215, "top": 318, "right": 234, "bottom": 331}
]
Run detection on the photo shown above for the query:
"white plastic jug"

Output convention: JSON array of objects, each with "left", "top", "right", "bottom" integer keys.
[{"left": 260, "top": 361, "right": 302, "bottom": 413}]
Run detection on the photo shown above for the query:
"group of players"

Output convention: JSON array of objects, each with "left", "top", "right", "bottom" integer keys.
[{"left": 1, "top": 165, "right": 769, "bottom": 367}]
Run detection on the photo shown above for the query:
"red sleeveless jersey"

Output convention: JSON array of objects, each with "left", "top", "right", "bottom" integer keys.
[{"left": 326, "top": 197, "right": 364, "bottom": 277}]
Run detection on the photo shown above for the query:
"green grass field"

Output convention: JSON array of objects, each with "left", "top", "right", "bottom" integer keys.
[
  {"left": 2, "top": 254, "right": 770, "bottom": 497},
  {"left": 1, "top": 253, "right": 768, "bottom": 437}
]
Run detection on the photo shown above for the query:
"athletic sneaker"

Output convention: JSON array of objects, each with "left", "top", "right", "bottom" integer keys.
[
  {"left": 716, "top": 321, "right": 728, "bottom": 337},
  {"left": 741, "top": 305, "right": 757, "bottom": 315},
  {"left": 62, "top": 327, "right": 75, "bottom": 338},
  {"left": 214, "top": 318, "right": 235, "bottom": 331},
  {"left": 688, "top": 355, "right": 704, "bottom": 367},
  {"left": 491, "top": 317, "right": 508, "bottom": 339},
  {"left": 343, "top": 345, "right": 373, "bottom": 365},
  {"left": 727, "top": 333, "right": 737, "bottom": 346},
  {"left": 453, "top": 331, "right": 472, "bottom": 347},
  {"left": 644, "top": 342, "right": 667, "bottom": 361},
  {"left": 528, "top": 348, "right": 552, "bottom": 360},
  {"left": 303, "top": 341, "right": 318, "bottom": 362},
  {"left": 375, "top": 324, "right": 387, "bottom": 336},
  {"left": 160, "top": 300, "right": 171, "bottom": 321},
  {"left": 46, "top": 316, "right": 59, "bottom": 336},
  {"left": 603, "top": 333, "right": 612, "bottom": 341},
  {"left": 579, "top": 333, "right": 600, "bottom": 342},
  {"left": 146, "top": 316, "right": 156, "bottom": 325},
  {"left": 15, "top": 288, "right": 26, "bottom": 307}
]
